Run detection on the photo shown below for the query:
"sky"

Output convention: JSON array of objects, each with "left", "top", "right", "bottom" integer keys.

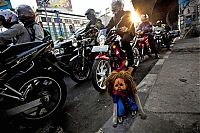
[
  {"left": 10, "top": 0, "right": 135, "bottom": 15},
  {"left": 10, "top": 0, "right": 38, "bottom": 10}
]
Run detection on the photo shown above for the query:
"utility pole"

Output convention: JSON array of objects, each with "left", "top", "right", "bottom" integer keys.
[{"left": 43, "top": 0, "right": 51, "bottom": 32}]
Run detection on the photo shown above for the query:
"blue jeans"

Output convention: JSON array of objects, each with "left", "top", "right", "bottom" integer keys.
[{"left": 117, "top": 97, "right": 138, "bottom": 117}]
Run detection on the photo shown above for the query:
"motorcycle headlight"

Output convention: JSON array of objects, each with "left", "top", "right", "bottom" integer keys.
[
  {"left": 54, "top": 48, "right": 64, "bottom": 55},
  {"left": 72, "top": 42, "right": 78, "bottom": 47},
  {"left": 155, "top": 30, "right": 161, "bottom": 34},
  {"left": 98, "top": 35, "right": 106, "bottom": 46},
  {"left": 72, "top": 38, "right": 78, "bottom": 47},
  {"left": 112, "top": 44, "right": 116, "bottom": 49}
]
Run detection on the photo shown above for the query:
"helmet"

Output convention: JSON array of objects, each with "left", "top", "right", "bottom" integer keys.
[
  {"left": 141, "top": 14, "right": 149, "bottom": 22},
  {"left": 156, "top": 20, "right": 162, "bottom": 26},
  {"left": 85, "top": 8, "right": 95, "bottom": 16},
  {"left": 111, "top": 0, "right": 124, "bottom": 13},
  {"left": 16, "top": 4, "right": 35, "bottom": 23},
  {"left": 85, "top": 8, "right": 96, "bottom": 20},
  {"left": 0, "top": 9, "right": 18, "bottom": 28}
]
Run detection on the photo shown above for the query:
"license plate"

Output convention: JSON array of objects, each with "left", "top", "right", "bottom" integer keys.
[{"left": 92, "top": 45, "right": 109, "bottom": 52}]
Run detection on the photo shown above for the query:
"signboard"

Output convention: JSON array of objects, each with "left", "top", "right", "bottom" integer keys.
[
  {"left": 0, "top": 0, "right": 12, "bottom": 9},
  {"left": 37, "top": 0, "right": 72, "bottom": 11}
]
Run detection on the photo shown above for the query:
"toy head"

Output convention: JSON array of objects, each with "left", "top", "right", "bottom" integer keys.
[
  {"left": 114, "top": 78, "right": 127, "bottom": 91},
  {"left": 105, "top": 67, "right": 137, "bottom": 96}
]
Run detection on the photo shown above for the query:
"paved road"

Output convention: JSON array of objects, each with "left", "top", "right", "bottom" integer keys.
[{"left": 8, "top": 49, "right": 170, "bottom": 133}]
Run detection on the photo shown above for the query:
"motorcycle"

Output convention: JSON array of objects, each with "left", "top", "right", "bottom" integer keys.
[
  {"left": 53, "top": 27, "right": 86, "bottom": 71},
  {"left": 91, "top": 27, "right": 140, "bottom": 93},
  {"left": 54, "top": 26, "right": 99, "bottom": 83},
  {"left": 134, "top": 31, "right": 152, "bottom": 62},
  {"left": 69, "top": 30, "right": 99, "bottom": 83},
  {"left": 0, "top": 40, "right": 68, "bottom": 127},
  {"left": 153, "top": 29, "right": 164, "bottom": 53}
]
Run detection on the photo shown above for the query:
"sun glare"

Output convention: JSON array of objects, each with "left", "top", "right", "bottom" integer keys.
[{"left": 131, "top": 10, "right": 141, "bottom": 27}]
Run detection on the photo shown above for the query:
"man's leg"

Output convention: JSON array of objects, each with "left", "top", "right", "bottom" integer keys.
[
  {"left": 122, "top": 34, "right": 134, "bottom": 66},
  {"left": 148, "top": 34, "right": 160, "bottom": 59},
  {"left": 117, "top": 98, "right": 126, "bottom": 117}
]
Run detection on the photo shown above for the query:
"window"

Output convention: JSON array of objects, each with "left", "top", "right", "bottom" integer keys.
[
  {"left": 41, "top": 17, "right": 46, "bottom": 22},
  {"left": 47, "top": 17, "right": 51, "bottom": 22},
  {"left": 54, "top": 18, "right": 61, "bottom": 23}
]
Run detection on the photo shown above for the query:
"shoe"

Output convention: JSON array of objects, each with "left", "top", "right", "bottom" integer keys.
[
  {"left": 131, "top": 111, "right": 137, "bottom": 117},
  {"left": 148, "top": 54, "right": 152, "bottom": 58},
  {"left": 113, "top": 116, "right": 118, "bottom": 127},
  {"left": 128, "top": 59, "right": 134, "bottom": 67},
  {"left": 167, "top": 48, "right": 171, "bottom": 51},
  {"left": 118, "top": 117, "right": 123, "bottom": 124},
  {"left": 155, "top": 55, "right": 160, "bottom": 59}
]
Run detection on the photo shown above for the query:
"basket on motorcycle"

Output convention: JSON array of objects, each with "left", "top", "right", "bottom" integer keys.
[{"left": 91, "top": 45, "right": 109, "bottom": 52}]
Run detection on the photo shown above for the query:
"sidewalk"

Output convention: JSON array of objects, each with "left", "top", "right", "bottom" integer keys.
[
  {"left": 129, "top": 37, "right": 200, "bottom": 133},
  {"left": 99, "top": 37, "right": 200, "bottom": 133}
]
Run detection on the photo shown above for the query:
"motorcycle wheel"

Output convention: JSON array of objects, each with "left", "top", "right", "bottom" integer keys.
[
  {"left": 69, "top": 56, "right": 91, "bottom": 83},
  {"left": 91, "top": 59, "right": 111, "bottom": 93},
  {"left": 140, "top": 48, "right": 145, "bottom": 62},
  {"left": 132, "top": 47, "right": 140, "bottom": 68},
  {"left": 11, "top": 73, "right": 67, "bottom": 126},
  {"left": 155, "top": 40, "right": 161, "bottom": 53}
]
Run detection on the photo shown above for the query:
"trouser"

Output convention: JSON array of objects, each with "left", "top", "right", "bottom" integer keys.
[
  {"left": 148, "top": 34, "right": 159, "bottom": 57},
  {"left": 121, "top": 34, "right": 134, "bottom": 65},
  {"left": 117, "top": 97, "right": 138, "bottom": 117}
]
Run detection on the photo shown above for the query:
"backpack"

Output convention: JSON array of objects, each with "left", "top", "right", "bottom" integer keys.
[{"left": 26, "top": 22, "right": 51, "bottom": 42}]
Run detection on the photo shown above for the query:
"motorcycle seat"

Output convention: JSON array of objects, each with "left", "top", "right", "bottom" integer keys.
[{"left": 0, "top": 41, "right": 43, "bottom": 64}]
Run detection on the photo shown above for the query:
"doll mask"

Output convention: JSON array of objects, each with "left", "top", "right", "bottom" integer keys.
[{"left": 114, "top": 78, "right": 127, "bottom": 91}]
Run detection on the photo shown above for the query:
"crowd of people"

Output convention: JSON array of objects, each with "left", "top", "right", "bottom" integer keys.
[{"left": 83, "top": 0, "right": 172, "bottom": 63}]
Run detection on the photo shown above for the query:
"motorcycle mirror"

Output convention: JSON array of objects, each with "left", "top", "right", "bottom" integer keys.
[{"left": 90, "top": 25, "right": 95, "bottom": 28}]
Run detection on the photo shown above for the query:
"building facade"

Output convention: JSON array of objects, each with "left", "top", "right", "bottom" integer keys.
[
  {"left": 36, "top": 9, "right": 88, "bottom": 41},
  {"left": 178, "top": 0, "right": 200, "bottom": 38}
]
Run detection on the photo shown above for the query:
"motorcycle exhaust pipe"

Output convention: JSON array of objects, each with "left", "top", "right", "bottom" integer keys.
[{"left": 6, "top": 98, "right": 42, "bottom": 117}]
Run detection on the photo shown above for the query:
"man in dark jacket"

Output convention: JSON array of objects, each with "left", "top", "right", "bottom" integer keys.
[
  {"left": 106, "top": 0, "right": 135, "bottom": 66},
  {"left": 84, "top": 8, "right": 104, "bottom": 32}
]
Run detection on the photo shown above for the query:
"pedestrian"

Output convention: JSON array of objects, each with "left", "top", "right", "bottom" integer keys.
[{"left": 69, "top": 24, "right": 75, "bottom": 33}]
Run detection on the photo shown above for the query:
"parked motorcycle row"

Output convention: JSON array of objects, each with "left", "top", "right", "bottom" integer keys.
[{"left": 0, "top": 19, "right": 176, "bottom": 129}]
